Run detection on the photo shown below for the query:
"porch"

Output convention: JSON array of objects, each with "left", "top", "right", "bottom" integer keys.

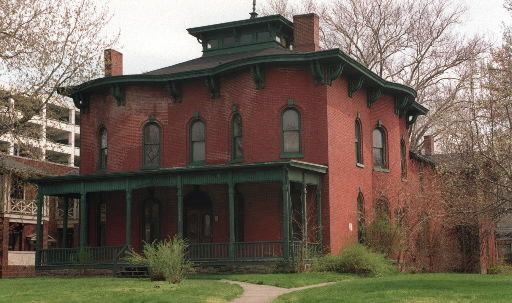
[{"left": 33, "top": 161, "right": 326, "bottom": 269}]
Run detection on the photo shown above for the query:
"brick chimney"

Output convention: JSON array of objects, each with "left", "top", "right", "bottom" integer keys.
[
  {"left": 293, "top": 13, "right": 320, "bottom": 52},
  {"left": 104, "top": 49, "right": 123, "bottom": 76},
  {"left": 423, "top": 135, "right": 434, "bottom": 156}
]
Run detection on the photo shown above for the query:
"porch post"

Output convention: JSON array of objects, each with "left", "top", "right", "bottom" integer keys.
[
  {"left": 79, "top": 187, "right": 87, "bottom": 250},
  {"left": 282, "top": 168, "right": 290, "bottom": 259},
  {"left": 62, "top": 197, "right": 69, "bottom": 248},
  {"left": 228, "top": 172, "right": 235, "bottom": 259},
  {"left": 125, "top": 188, "right": 132, "bottom": 247},
  {"left": 35, "top": 190, "right": 44, "bottom": 267},
  {"left": 316, "top": 182, "right": 322, "bottom": 246},
  {"left": 177, "top": 175, "right": 183, "bottom": 237},
  {"left": 301, "top": 173, "right": 308, "bottom": 245}
]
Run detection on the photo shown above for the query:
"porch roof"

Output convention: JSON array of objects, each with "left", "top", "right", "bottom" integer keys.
[{"left": 33, "top": 160, "right": 327, "bottom": 196}]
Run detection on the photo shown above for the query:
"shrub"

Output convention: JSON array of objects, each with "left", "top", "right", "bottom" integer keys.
[
  {"left": 126, "top": 236, "right": 193, "bottom": 283},
  {"left": 488, "top": 263, "right": 512, "bottom": 275},
  {"left": 312, "top": 244, "right": 396, "bottom": 277},
  {"left": 365, "top": 217, "right": 399, "bottom": 256}
]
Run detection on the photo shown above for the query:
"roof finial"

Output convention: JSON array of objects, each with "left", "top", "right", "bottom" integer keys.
[{"left": 250, "top": 0, "right": 258, "bottom": 19}]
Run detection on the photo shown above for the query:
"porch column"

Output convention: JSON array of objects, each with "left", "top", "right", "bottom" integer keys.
[
  {"left": 316, "top": 183, "right": 322, "bottom": 246},
  {"left": 35, "top": 191, "right": 44, "bottom": 267},
  {"left": 62, "top": 197, "right": 69, "bottom": 248},
  {"left": 125, "top": 189, "right": 132, "bottom": 247},
  {"left": 282, "top": 169, "right": 290, "bottom": 259},
  {"left": 301, "top": 173, "right": 308, "bottom": 244},
  {"left": 177, "top": 176, "right": 183, "bottom": 237},
  {"left": 228, "top": 173, "right": 235, "bottom": 259},
  {"left": 79, "top": 190, "right": 87, "bottom": 249}
]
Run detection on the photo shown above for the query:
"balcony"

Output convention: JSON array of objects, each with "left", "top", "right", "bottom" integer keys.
[{"left": 4, "top": 198, "right": 49, "bottom": 222}]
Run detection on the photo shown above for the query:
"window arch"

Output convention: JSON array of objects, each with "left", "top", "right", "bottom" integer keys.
[
  {"left": 355, "top": 119, "right": 363, "bottom": 165},
  {"left": 143, "top": 122, "right": 161, "bottom": 168},
  {"left": 231, "top": 114, "right": 243, "bottom": 160},
  {"left": 99, "top": 127, "right": 107, "bottom": 170},
  {"left": 372, "top": 127, "right": 387, "bottom": 168},
  {"left": 281, "top": 107, "right": 301, "bottom": 155},
  {"left": 400, "top": 139, "right": 407, "bottom": 178},
  {"left": 190, "top": 120, "right": 205, "bottom": 163},
  {"left": 357, "top": 192, "right": 365, "bottom": 243}
]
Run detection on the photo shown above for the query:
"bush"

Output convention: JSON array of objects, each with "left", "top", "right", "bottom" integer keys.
[
  {"left": 488, "top": 263, "right": 512, "bottom": 275},
  {"left": 312, "top": 244, "right": 396, "bottom": 277},
  {"left": 126, "top": 237, "right": 193, "bottom": 283},
  {"left": 365, "top": 217, "right": 399, "bottom": 256}
]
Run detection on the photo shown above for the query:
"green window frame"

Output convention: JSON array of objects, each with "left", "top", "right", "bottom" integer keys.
[
  {"left": 357, "top": 192, "right": 365, "bottom": 244},
  {"left": 355, "top": 119, "right": 363, "bottom": 165},
  {"left": 231, "top": 114, "right": 243, "bottom": 161},
  {"left": 143, "top": 122, "right": 161, "bottom": 169},
  {"left": 281, "top": 107, "right": 302, "bottom": 157},
  {"left": 190, "top": 119, "right": 206, "bottom": 164},
  {"left": 372, "top": 127, "right": 387, "bottom": 168},
  {"left": 400, "top": 138, "right": 407, "bottom": 178},
  {"left": 99, "top": 127, "right": 107, "bottom": 170}
]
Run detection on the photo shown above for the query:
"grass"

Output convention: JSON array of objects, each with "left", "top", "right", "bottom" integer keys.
[
  {"left": 193, "top": 272, "right": 354, "bottom": 288},
  {"left": 0, "top": 277, "right": 242, "bottom": 303},
  {"left": 275, "top": 273, "right": 512, "bottom": 303}
]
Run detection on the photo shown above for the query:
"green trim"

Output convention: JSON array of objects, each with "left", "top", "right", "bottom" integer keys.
[
  {"left": 204, "top": 76, "right": 220, "bottom": 98},
  {"left": 125, "top": 188, "right": 132, "bottom": 247},
  {"left": 228, "top": 172, "right": 235, "bottom": 259},
  {"left": 112, "top": 85, "right": 125, "bottom": 106},
  {"left": 35, "top": 191, "right": 44, "bottom": 267},
  {"left": 367, "top": 88, "right": 383, "bottom": 107},
  {"left": 280, "top": 152, "right": 304, "bottom": 159},
  {"left": 250, "top": 64, "right": 265, "bottom": 89},
  {"left": 282, "top": 167, "right": 290, "bottom": 259},
  {"left": 79, "top": 191, "right": 87, "bottom": 249},
  {"left": 187, "top": 15, "right": 293, "bottom": 37},
  {"left": 348, "top": 75, "right": 365, "bottom": 97},
  {"left": 177, "top": 175, "right": 184, "bottom": 237},
  {"left": 59, "top": 48, "right": 426, "bottom": 116},
  {"left": 166, "top": 81, "right": 182, "bottom": 103},
  {"left": 62, "top": 197, "right": 69, "bottom": 248}
]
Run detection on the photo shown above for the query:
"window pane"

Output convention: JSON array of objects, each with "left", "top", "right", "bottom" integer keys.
[
  {"left": 373, "top": 147, "right": 383, "bottom": 167},
  {"left": 233, "top": 116, "right": 241, "bottom": 137},
  {"left": 373, "top": 129, "right": 383, "bottom": 148},
  {"left": 144, "top": 144, "right": 159, "bottom": 166},
  {"left": 282, "top": 110, "right": 299, "bottom": 131},
  {"left": 192, "top": 141, "right": 205, "bottom": 162},
  {"left": 191, "top": 121, "right": 205, "bottom": 141},
  {"left": 100, "top": 129, "right": 107, "bottom": 148},
  {"left": 283, "top": 131, "right": 300, "bottom": 153},
  {"left": 234, "top": 137, "right": 243, "bottom": 159},
  {"left": 145, "top": 124, "right": 160, "bottom": 144}
]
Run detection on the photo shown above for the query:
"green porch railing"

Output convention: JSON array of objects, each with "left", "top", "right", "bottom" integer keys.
[{"left": 39, "top": 246, "right": 127, "bottom": 268}]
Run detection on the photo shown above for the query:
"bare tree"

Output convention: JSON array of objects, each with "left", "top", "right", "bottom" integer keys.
[
  {"left": 261, "top": 0, "right": 487, "bottom": 151},
  {"left": 0, "top": 0, "right": 117, "bottom": 140}
]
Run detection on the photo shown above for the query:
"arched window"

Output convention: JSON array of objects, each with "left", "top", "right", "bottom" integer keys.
[
  {"left": 355, "top": 119, "right": 363, "bottom": 165},
  {"left": 282, "top": 108, "right": 301, "bottom": 154},
  {"left": 143, "top": 122, "right": 160, "bottom": 168},
  {"left": 372, "top": 127, "right": 387, "bottom": 168},
  {"left": 232, "top": 114, "right": 243, "bottom": 160},
  {"left": 99, "top": 128, "right": 107, "bottom": 170},
  {"left": 357, "top": 192, "right": 365, "bottom": 243},
  {"left": 190, "top": 120, "right": 205, "bottom": 163},
  {"left": 375, "top": 198, "right": 390, "bottom": 223},
  {"left": 400, "top": 139, "right": 407, "bottom": 178}
]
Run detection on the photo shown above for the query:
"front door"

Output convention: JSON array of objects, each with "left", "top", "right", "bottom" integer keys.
[{"left": 184, "top": 190, "right": 213, "bottom": 243}]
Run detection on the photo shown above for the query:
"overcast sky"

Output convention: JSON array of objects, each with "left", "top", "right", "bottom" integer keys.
[{"left": 98, "top": 0, "right": 512, "bottom": 75}]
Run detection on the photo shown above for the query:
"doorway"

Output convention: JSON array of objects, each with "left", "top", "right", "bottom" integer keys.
[{"left": 184, "top": 190, "right": 213, "bottom": 243}]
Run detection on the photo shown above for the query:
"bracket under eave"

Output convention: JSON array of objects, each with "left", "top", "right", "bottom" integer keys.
[
  {"left": 348, "top": 76, "right": 365, "bottom": 97},
  {"left": 166, "top": 81, "right": 182, "bottom": 103},
  {"left": 72, "top": 92, "right": 90, "bottom": 111},
  {"left": 204, "top": 76, "right": 220, "bottom": 99},
  {"left": 367, "top": 88, "right": 383, "bottom": 108},
  {"left": 112, "top": 85, "right": 126, "bottom": 106},
  {"left": 394, "top": 95, "right": 412, "bottom": 117},
  {"left": 310, "top": 61, "right": 344, "bottom": 86},
  {"left": 251, "top": 64, "right": 265, "bottom": 90}
]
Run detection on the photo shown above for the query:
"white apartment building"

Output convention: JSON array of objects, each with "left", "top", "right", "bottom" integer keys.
[{"left": 0, "top": 98, "right": 80, "bottom": 167}]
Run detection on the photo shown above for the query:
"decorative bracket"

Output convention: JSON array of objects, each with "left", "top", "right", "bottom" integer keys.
[
  {"left": 112, "top": 85, "right": 125, "bottom": 106},
  {"left": 348, "top": 76, "right": 365, "bottom": 97},
  {"left": 72, "top": 93, "right": 90, "bottom": 111},
  {"left": 310, "top": 61, "right": 344, "bottom": 86},
  {"left": 394, "top": 95, "right": 412, "bottom": 117},
  {"left": 367, "top": 88, "right": 383, "bottom": 108},
  {"left": 204, "top": 76, "right": 220, "bottom": 99},
  {"left": 251, "top": 64, "right": 265, "bottom": 90},
  {"left": 166, "top": 81, "right": 182, "bottom": 103}
]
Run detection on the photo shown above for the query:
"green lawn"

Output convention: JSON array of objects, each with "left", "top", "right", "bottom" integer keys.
[
  {"left": 193, "top": 272, "right": 354, "bottom": 288},
  {"left": 0, "top": 277, "right": 242, "bottom": 303},
  {"left": 275, "top": 273, "right": 512, "bottom": 303}
]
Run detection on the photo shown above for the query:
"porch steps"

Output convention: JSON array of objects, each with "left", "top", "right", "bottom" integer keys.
[{"left": 115, "top": 265, "right": 149, "bottom": 278}]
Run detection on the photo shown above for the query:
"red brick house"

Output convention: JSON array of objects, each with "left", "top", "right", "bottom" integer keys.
[{"left": 33, "top": 13, "right": 432, "bottom": 270}]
